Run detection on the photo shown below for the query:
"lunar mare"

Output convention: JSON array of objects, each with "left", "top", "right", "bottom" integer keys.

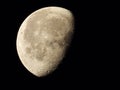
[{"left": 16, "top": 6, "right": 74, "bottom": 77}]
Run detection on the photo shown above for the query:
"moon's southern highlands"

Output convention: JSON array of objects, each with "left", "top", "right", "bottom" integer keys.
[{"left": 16, "top": 6, "right": 74, "bottom": 77}]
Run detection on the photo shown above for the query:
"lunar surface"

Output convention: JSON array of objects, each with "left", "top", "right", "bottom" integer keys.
[{"left": 16, "top": 6, "right": 74, "bottom": 77}]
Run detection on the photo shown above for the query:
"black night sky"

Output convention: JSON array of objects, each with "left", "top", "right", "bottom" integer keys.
[{"left": 0, "top": 0, "right": 111, "bottom": 89}]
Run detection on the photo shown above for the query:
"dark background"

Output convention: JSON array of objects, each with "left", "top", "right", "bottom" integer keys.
[{"left": 0, "top": 0, "right": 113, "bottom": 89}]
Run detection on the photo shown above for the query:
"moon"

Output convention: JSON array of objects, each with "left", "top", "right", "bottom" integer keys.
[{"left": 16, "top": 6, "right": 74, "bottom": 77}]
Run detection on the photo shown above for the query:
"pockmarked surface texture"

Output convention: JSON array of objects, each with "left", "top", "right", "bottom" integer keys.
[{"left": 16, "top": 6, "right": 74, "bottom": 77}]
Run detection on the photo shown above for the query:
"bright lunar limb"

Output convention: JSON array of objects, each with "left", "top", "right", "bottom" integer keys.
[{"left": 16, "top": 6, "right": 74, "bottom": 77}]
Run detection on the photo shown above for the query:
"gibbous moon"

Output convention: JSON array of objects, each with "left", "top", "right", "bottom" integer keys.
[{"left": 16, "top": 6, "right": 74, "bottom": 77}]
